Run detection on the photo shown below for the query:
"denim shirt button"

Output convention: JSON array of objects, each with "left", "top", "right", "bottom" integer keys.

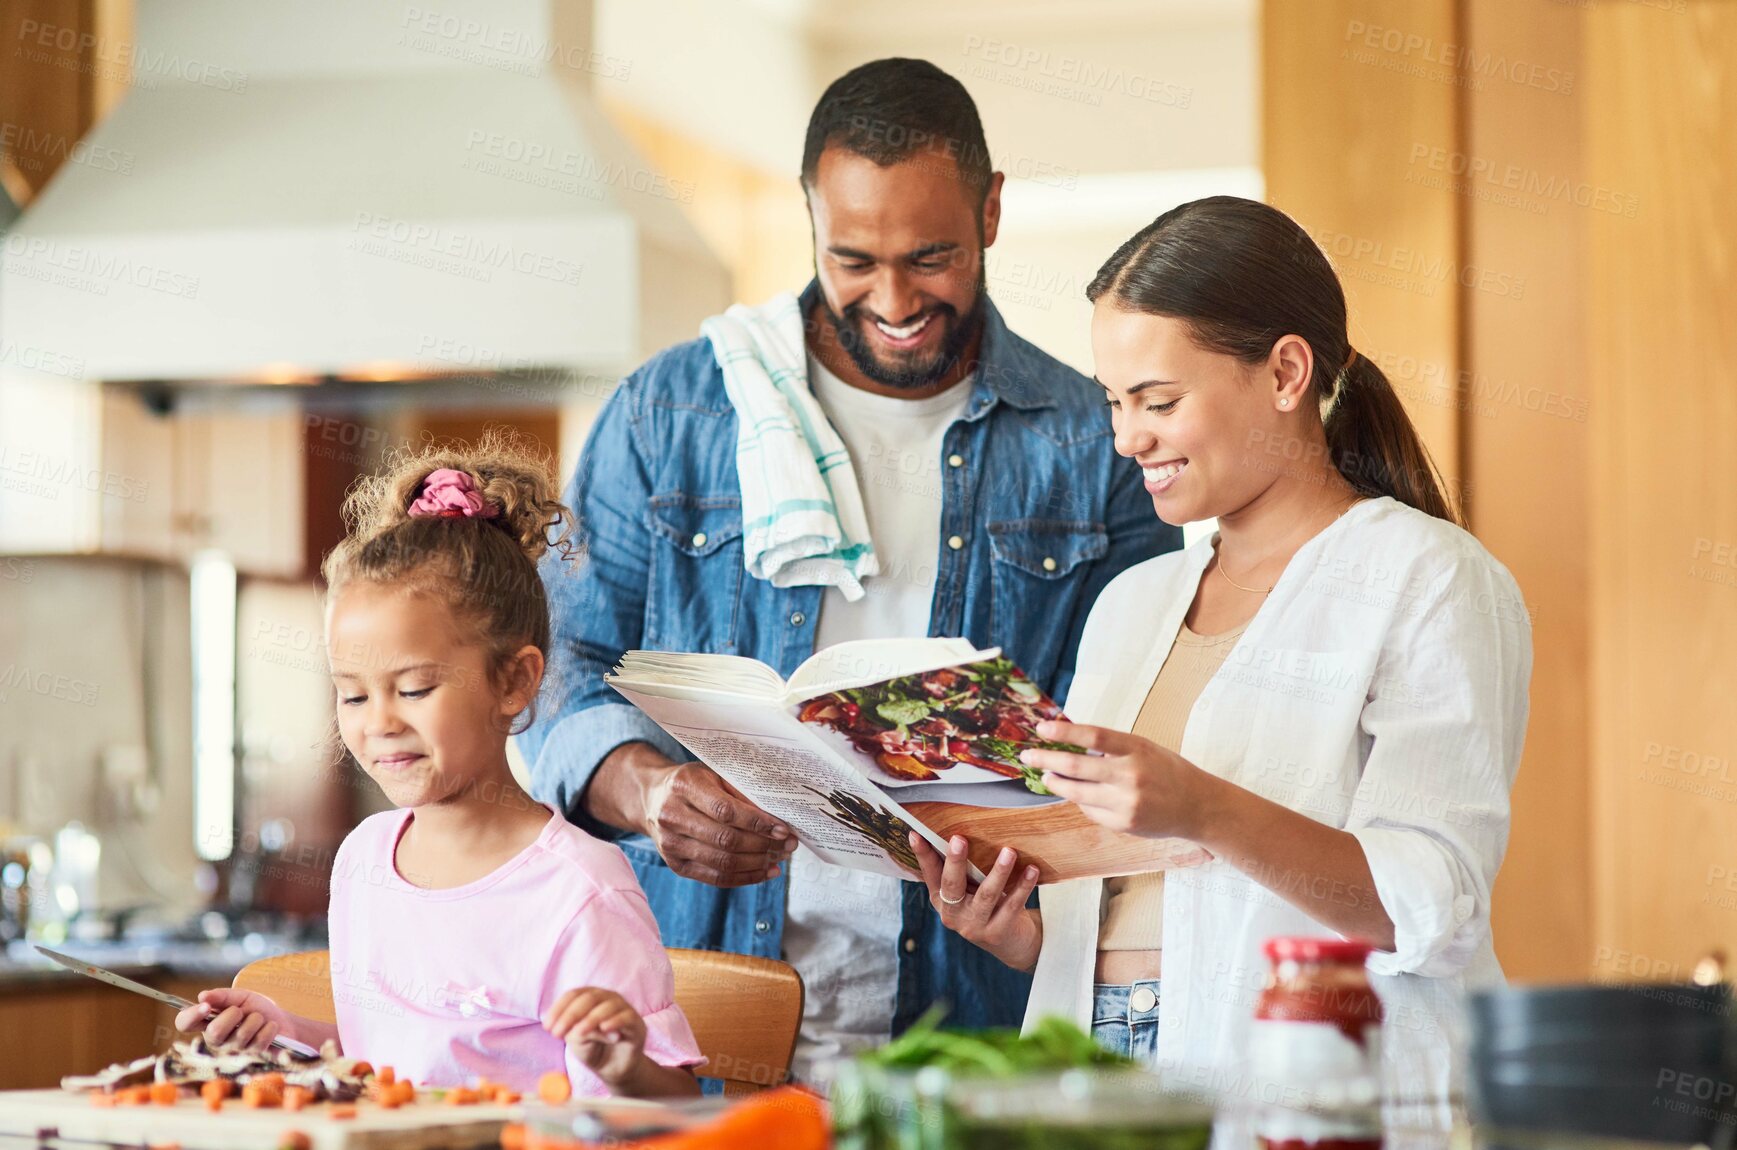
[
  {"left": 947, "top": 535, "right": 964, "bottom": 551},
  {"left": 789, "top": 611, "right": 805, "bottom": 626},
  {"left": 902, "top": 937, "right": 918, "bottom": 954},
  {"left": 755, "top": 919, "right": 771, "bottom": 933},
  {"left": 947, "top": 453, "right": 964, "bottom": 468},
  {"left": 691, "top": 532, "right": 707, "bottom": 548},
  {"left": 1042, "top": 556, "right": 1058, "bottom": 572}
]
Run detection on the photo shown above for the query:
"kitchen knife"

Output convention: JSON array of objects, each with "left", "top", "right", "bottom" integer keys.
[{"left": 33, "top": 944, "right": 321, "bottom": 1058}]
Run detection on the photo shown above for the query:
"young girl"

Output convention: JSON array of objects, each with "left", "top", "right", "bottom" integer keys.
[
  {"left": 176, "top": 434, "right": 704, "bottom": 1098},
  {"left": 913, "top": 196, "right": 1530, "bottom": 1122}
]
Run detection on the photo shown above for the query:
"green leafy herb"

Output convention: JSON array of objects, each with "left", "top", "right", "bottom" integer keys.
[
  {"left": 861, "top": 1009, "right": 1133, "bottom": 1075},
  {"left": 876, "top": 697, "right": 932, "bottom": 727}
]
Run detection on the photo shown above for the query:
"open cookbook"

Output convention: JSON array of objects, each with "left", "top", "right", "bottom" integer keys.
[{"left": 605, "top": 638, "right": 1210, "bottom": 883}]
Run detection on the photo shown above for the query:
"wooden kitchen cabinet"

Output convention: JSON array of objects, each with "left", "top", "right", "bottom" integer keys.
[
  {"left": 168, "top": 409, "right": 305, "bottom": 578},
  {"left": 0, "top": 983, "right": 160, "bottom": 1090},
  {"left": 16, "top": 388, "right": 309, "bottom": 579},
  {"left": 0, "top": 973, "right": 286, "bottom": 1089}
]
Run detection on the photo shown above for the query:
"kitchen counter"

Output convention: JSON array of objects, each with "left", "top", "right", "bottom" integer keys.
[
  {"left": 0, "top": 936, "right": 309, "bottom": 992},
  {"left": 0, "top": 935, "right": 324, "bottom": 1088}
]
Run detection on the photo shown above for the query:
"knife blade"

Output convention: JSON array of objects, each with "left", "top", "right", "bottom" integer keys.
[{"left": 33, "top": 944, "right": 321, "bottom": 1058}]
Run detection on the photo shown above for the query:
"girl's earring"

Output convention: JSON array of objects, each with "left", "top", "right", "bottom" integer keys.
[{"left": 1278, "top": 398, "right": 1291, "bottom": 409}]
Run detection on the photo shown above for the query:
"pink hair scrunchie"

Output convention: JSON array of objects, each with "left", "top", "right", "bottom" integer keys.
[{"left": 408, "top": 468, "right": 500, "bottom": 520}]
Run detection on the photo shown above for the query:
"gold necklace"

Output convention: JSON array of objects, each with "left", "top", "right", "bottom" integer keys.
[
  {"left": 1215, "top": 554, "right": 1274, "bottom": 595},
  {"left": 1213, "top": 494, "right": 1364, "bottom": 596}
]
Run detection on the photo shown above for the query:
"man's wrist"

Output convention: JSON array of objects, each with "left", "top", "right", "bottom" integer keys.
[{"left": 583, "top": 742, "right": 677, "bottom": 836}]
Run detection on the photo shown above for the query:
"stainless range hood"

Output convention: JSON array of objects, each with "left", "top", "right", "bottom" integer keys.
[{"left": 0, "top": 0, "right": 730, "bottom": 387}]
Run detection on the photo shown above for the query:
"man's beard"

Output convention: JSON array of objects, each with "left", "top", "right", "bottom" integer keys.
[{"left": 818, "top": 271, "right": 987, "bottom": 391}]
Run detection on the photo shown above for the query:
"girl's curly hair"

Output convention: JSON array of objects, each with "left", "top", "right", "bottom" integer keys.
[{"left": 321, "top": 429, "right": 578, "bottom": 733}]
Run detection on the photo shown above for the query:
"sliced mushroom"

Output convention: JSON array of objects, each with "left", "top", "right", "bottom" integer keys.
[{"left": 60, "top": 1054, "right": 157, "bottom": 1092}]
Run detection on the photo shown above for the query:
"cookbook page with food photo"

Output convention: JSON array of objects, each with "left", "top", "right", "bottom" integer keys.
[{"left": 605, "top": 638, "right": 1209, "bottom": 883}]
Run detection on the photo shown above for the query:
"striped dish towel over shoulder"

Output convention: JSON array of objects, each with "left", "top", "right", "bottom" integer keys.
[{"left": 700, "top": 293, "right": 878, "bottom": 601}]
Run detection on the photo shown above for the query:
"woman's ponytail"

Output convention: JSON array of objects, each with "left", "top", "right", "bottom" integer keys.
[
  {"left": 1088, "top": 196, "right": 1459, "bottom": 526},
  {"left": 1322, "top": 351, "right": 1460, "bottom": 524}
]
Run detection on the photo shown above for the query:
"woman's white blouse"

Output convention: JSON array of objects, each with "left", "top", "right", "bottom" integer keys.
[{"left": 1026, "top": 497, "right": 1532, "bottom": 1123}]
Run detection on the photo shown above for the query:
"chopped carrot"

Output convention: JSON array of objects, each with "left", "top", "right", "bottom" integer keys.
[
  {"left": 253, "top": 1072, "right": 287, "bottom": 1091},
  {"left": 494, "top": 1088, "right": 521, "bottom": 1104},
  {"left": 283, "top": 1086, "right": 313, "bottom": 1111},
  {"left": 378, "top": 1091, "right": 402, "bottom": 1111},
  {"left": 350, "top": 1061, "right": 373, "bottom": 1078},
  {"left": 241, "top": 1081, "right": 280, "bottom": 1108},
  {"left": 200, "top": 1079, "right": 234, "bottom": 1103},
  {"left": 118, "top": 1086, "right": 151, "bottom": 1106},
  {"left": 392, "top": 1080, "right": 416, "bottom": 1105},
  {"left": 377, "top": 1064, "right": 396, "bottom": 1086},
  {"left": 329, "top": 1104, "right": 358, "bottom": 1120},
  {"left": 90, "top": 1092, "right": 116, "bottom": 1108},
  {"left": 626, "top": 1087, "right": 826, "bottom": 1150},
  {"left": 149, "top": 1081, "right": 179, "bottom": 1106},
  {"left": 499, "top": 1124, "right": 527, "bottom": 1150},
  {"left": 445, "top": 1086, "right": 480, "bottom": 1105},
  {"left": 203, "top": 1096, "right": 223, "bottom": 1113},
  {"left": 536, "top": 1070, "right": 571, "bottom": 1104}
]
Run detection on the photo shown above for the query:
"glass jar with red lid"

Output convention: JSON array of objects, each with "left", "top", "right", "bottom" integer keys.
[{"left": 1249, "top": 936, "right": 1384, "bottom": 1150}]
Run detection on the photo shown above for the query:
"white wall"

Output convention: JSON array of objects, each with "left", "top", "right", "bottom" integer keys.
[{"left": 595, "top": 0, "right": 1261, "bottom": 370}]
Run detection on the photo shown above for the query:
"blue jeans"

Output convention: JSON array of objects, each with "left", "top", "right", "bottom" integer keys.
[{"left": 1092, "top": 980, "right": 1161, "bottom": 1063}]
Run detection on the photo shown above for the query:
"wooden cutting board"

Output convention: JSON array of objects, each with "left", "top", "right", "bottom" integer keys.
[{"left": 0, "top": 1089, "right": 646, "bottom": 1149}]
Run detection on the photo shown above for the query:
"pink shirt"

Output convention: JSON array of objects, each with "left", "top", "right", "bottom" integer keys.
[{"left": 326, "top": 805, "right": 704, "bottom": 1094}]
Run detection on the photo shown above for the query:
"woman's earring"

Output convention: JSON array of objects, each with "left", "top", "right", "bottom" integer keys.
[{"left": 1278, "top": 398, "right": 1291, "bottom": 409}]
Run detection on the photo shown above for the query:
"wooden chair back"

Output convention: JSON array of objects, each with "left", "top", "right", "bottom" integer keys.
[{"left": 231, "top": 949, "right": 336, "bottom": 1025}]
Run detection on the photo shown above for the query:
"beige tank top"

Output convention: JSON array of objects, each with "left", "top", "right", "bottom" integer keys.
[{"left": 1096, "top": 619, "right": 1247, "bottom": 952}]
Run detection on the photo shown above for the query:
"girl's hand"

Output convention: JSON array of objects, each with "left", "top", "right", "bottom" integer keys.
[
  {"left": 1022, "top": 721, "right": 1217, "bottom": 839},
  {"left": 174, "top": 988, "right": 293, "bottom": 1051},
  {"left": 909, "top": 832, "right": 1043, "bottom": 972},
  {"left": 545, "top": 988, "right": 648, "bottom": 1088}
]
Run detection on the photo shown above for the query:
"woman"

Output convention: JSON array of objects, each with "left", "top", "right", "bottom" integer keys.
[{"left": 910, "top": 196, "right": 1530, "bottom": 1116}]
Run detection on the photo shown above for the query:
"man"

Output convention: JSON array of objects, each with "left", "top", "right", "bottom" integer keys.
[{"left": 520, "top": 58, "right": 1180, "bottom": 1084}]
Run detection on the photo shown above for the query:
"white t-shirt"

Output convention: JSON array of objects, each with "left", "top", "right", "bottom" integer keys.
[{"left": 780, "top": 353, "right": 973, "bottom": 1084}]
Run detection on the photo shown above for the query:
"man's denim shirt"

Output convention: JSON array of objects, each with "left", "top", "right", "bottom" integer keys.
[{"left": 519, "top": 281, "right": 1181, "bottom": 1044}]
